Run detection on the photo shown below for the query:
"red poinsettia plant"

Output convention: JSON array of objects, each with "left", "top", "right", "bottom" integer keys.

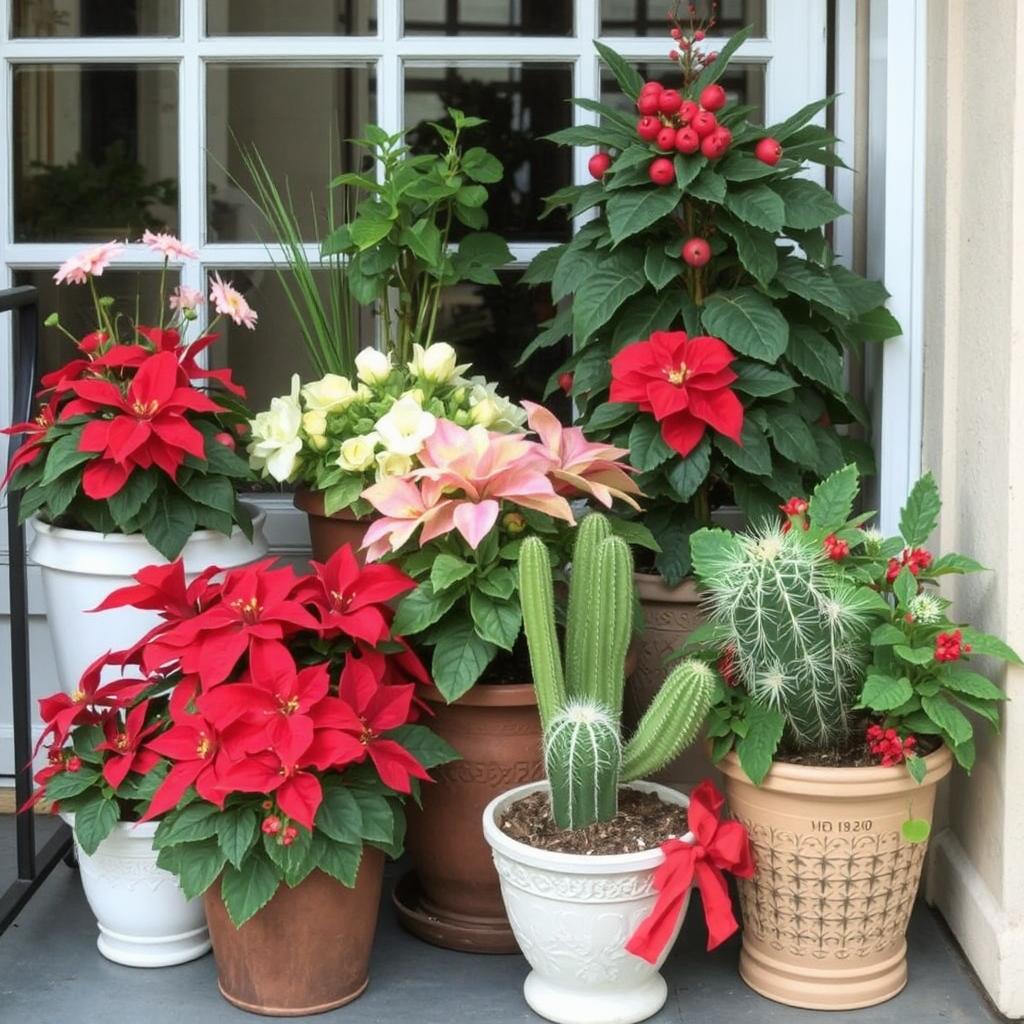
[
  {"left": 2, "top": 234, "right": 260, "bottom": 559},
  {"left": 26, "top": 545, "right": 457, "bottom": 926}
]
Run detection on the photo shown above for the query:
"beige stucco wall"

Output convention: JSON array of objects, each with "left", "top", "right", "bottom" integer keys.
[{"left": 922, "top": 0, "right": 1024, "bottom": 1014}]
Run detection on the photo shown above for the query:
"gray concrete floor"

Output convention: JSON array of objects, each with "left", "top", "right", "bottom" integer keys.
[{"left": 0, "top": 817, "right": 1002, "bottom": 1024}]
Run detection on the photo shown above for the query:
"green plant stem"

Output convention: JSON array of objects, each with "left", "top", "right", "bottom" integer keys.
[
  {"left": 157, "top": 257, "right": 167, "bottom": 331},
  {"left": 694, "top": 484, "right": 711, "bottom": 526}
]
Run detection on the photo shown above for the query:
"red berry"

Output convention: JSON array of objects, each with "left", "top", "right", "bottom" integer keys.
[
  {"left": 674, "top": 127, "right": 700, "bottom": 154},
  {"left": 558, "top": 372, "right": 574, "bottom": 395},
  {"left": 66, "top": 756, "right": 82, "bottom": 772},
  {"left": 678, "top": 100, "right": 699, "bottom": 124},
  {"left": 755, "top": 137, "right": 783, "bottom": 166},
  {"left": 281, "top": 826, "right": 298, "bottom": 847},
  {"left": 588, "top": 153, "right": 612, "bottom": 179},
  {"left": 658, "top": 89, "right": 683, "bottom": 115},
  {"left": 699, "top": 84, "right": 727, "bottom": 112},
  {"left": 641, "top": 80, "right": 664, "bottom": 95},
  {"left": 669, "top": 49, "right": 680, "bottom": 60},
  {"left": 694, "top": 29, "right": 706, "bottom": 41},
  {"left": 706, "top": 51, "right": 718, "bottom": 63},
  {"left": 637, "top": 116, "right": 661, "bottom": 141},
  {"left": 671, "top": 27, "right": 682, "bottom": 40},
  {"left": 648, "top": 157, "right": 676, "bottom": 186},
  {"left": 692, "top": 110, "right": 718, "bottom": 137},
  {"left": 262, "top": 815, "right": 282, "bottom": 836},
  {"left": 701, "top": 126, "right": 731, "bottom": 159},
  {"left": 656, "top": 127, "right": 677, "bottom": 151},
  {"left": 637, "top": 92, "right": 661, "bottom": 116},
  {"left": 681, "top": 237, "right": 711, "bottom": 267}
]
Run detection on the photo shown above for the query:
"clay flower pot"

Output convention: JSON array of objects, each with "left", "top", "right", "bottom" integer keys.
[
  {"left": 719, "top": 745, "right": 953, "bottom": 1010},
  {"left": 203, "top": 852, "right": 384, "bottom": 1017},
  {"left": 293, "top": 487, "right": 372, "bottom": 563},
  {"left": 395, "top": 683, "right": 543, "bottom": 953}
]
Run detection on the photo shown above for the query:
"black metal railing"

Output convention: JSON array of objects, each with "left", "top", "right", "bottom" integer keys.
[{"left": 0, "top": 285, "right": 72, "bottom": 934}]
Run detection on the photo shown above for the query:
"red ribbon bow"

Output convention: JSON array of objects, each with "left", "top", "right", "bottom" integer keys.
[{"left": 625, "top": 778, "right": 755, "bottom": 964}]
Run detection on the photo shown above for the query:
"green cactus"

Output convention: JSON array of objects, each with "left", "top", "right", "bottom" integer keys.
[
  {"left": 519, "top": 513, "right": 712, "bottom": 831},
  {"left": 690, "top": 523, "right": 872, "bottom": 750}
]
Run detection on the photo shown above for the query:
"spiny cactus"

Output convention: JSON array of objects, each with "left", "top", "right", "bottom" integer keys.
[
  {"left": 691, "top": 522, "right": 872, "bottom": 750},
  {"left": 519, "top": 513, "right": 714, "bottom": 831}
]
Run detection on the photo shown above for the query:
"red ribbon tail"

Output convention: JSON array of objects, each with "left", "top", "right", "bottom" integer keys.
[
  {"left": 694, "top": 860, "right": 741, "bottom": 951},
  {"left": 625, "top": 851, "right": 695, "bottom": 965}
]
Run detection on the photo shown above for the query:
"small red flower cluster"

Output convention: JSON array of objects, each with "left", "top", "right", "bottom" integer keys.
[
  {"left": 261, "top": 815, "right": 298, "bottom": 846},
  {"left": 886, "top": 547, "right": 933, "bottom": 583},
  {"left": 935, "top": 629, "right": 971, "bottom": 663},
  {"left": 717, "top": 645, "right": 740, "bottom": 687},
  {"left": 866, "top": 724, "right": 917, "bottom": 767},
  {"left": 779, "top": 497, "right": 808, "bottom": 533},
  {"left": 823, "top": 533, "right": 849, "bottom": 561}
]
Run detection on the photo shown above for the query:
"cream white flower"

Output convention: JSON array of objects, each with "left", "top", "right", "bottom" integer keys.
[
  {"left": 461, "top": 375, "right": 527, "bottom": 431},
  {"left": 302, "top": 410, "right": 327, "bottom": 437},
  {"left": 248, "top": 375, "right": 303, "bottom": 482},
  {"left": 469, "top": 397, "right": 500, "bottom": 427},
  {"left": 374, "top": 395, "right": 437, "bottom": 456},
  {"left": 337, "top": 433, "right": 380, "bottom": 473},
  {"left": 401, "top": 387, "right": 426, "bottom": 405},
  {"left": 301, "top": 374, "right": 356, "bottom": 413},
  {"left": 375, "top": 450, "right": 413, "bottom": 480},
  {"left": 407, "top": 342, "right": 466, "bottom": 384},
  {"left": 355, "top": 346, "right": 392, "bottom": 386}
]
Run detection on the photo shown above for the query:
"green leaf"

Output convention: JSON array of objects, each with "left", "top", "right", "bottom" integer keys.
[
  {"left": 808, "top": 463, "right": 859, "bottom": 533},
  {"left": 733, "top": 361, "right": 795, "bottom": 398},
  {"left": 461, "top": 146, "right": 503, "bottom": 183},
  {"left": 107, "top": 469, "right": 159, "bottom": 526},
  {"left": 386, "top": 723, "right": 460, "bottom": 771},
  {"left": 178, "top": 837, "right": 228, "bottom": 900},
  {"left": 351, "top": 790, "right": 395, "bottom": 843},
  {"left": 313, "top": 833, "right": 362, "bottom": 887},
  {"left": 140, "top": 490, "right": 197, "bottom": 561},
  {"left": 776, "top": 258, "right": 854, "bottom": 316},
  {"left": 895, "top": 645, "right": 934, "bottom": 666},
  {"left": 921, "top": 694, "right": 973, "bottom": 745},
  {"left": 523, "top": 243, "right": 566, "bottom": 285},
  {"left": 860, "top": 674, "right": 914, "bottom": 711},
  {"left": 899, "top": 472, "right": 941, "bottom": 547},
  {"left": 717, "top": 153, "right": 780, "bottom": 182},
  {"left": 221, "top": 852, "right": 281, "bottom": 927},
  {"left": 645, "top": 244, "right": 681, "bottom": 290},
  {"left": 399, "top": 218, "right": 443, "bottom": 265},
  {"left": 392, "top": 582, "right": 460, "bottom": 637},
  {"left": 262, "top": 827, "right": 315, "bottom": 888},
  {"left": 717, "top": 215, "right": 778, "bottom": 286},
  {"left": 701, "top": 288, "right": 789, "bottom": 362},
  {"left": 786, "top": 323, "right": 843, "bottom": 392},
  {"left": 771, "top": 178, "right": 846, "bottom": 229},
  {"left": 666, "top": 436, "right": 711, "bottom": 502},
  {"left": 905, "top": 755, "right": 928, "bottom": 784},
  {"left": 939, "top": 667, "right": 1006, "bottom": 702},
  {"left": 453, "top": 232, "right": 514, "bottom": 285},
  {"left": 951, "top": 736, "right": 976, "bottom": 771},
  {"left": 585, "top": 402, "right": 636, "bottom": 433},
  {"left": 469, "top": 591, "right": 522, "bottom": 651},
  {"left": 545, "top": 125, "right": 632, "bottom": 149},
  {"left": 893, "top": 567, "right": 919, "bottom": 608},
  {"left": 216, "top": 808, "right": 258, "bottom": 870},
  {"left": 871, "top": 623, "right": 907, "bottom": 646},
  {"left": 476, "top": 565, "right": 516, "bottom": 600},
  {"left": 692, "top": 25, "right": 753, "bottom": 93},
  {"left": 767, "top": 410, "right": 818, "bottom": 466},
  {"left": 724, "top": 184, "right": 785, "bottom": 233},
  {"left": 594, "top": 39, "right": 645, "bottom": 100},
  {"left": 689, "top": 528, "right": 744, "bottom": 584},
  {"left": 350, "top": 211, "right": 395, "bottom": 250},
  {"left": 606, "top": 188, "right": 681, "bottom": 246},
  {"left": 316, "top": 785, "right": 363, "bottom": 845},
  {"left": 74, "top": 795, "right": 120, "bottom": 856},
  {"left": 687, "top": 169, "right": 727, "bottom": 204},
  {"left": 45, "top": 766, "right": 101, "bottom": 800},
  {"left": 901, "top": 817, "right": 931, "bottom": 843},
  {"left": 928, "top": 553, "right": 987, "bottom": 576},
  {"left": 960, "top": 628, "right": 1023, "bottom": 665},
  {"left": 323, "top": 475, "right": 365, "bottom": 516},
  {"left": 430, "top": 554, "right": 475, "bottom": 593},
  {"left": 154, "top": 802, "right": 220, "bottom": 848},
  {"left": 628, "top": 416, "right": 674, "bottom": 472},
  {"left": 611, "top": 290, "right": 685, "bottom": 347},
  {"left": 674, "top": 153, "right": 705, "bottom": 190},
  {"left": 735, "top": 704, "right": 786, "bottom": 785},
  {"left": 573, "top": 253, "right": 646, "bottom": 343},
  {"left": 715, "top": 419, "right": 772, "bottom": 477},
  {"left": 431, "top": 618, "right": 497, "bottom": 701},
  {"left": 40, "top": 430, "right": 92, "bottom": 485},
  {"left": 829, "top": 265, "right": 890, "bottom": 315},
  {"left": 770, "top": 96, "right": 834, "bottom": 142},
  {"left": 177, "top": 472, "right": 235, "bottom": 515}
]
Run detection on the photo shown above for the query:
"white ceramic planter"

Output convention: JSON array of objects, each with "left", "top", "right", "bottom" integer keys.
[
  {"left": 65, "top": 815, "right": 210, "bottom": 967},
  {"left": 483, "top": 781, "right": 693, "bottom": 1024},
  {"left": 30, "top": 508, "right": 267, "bottom": 695}
]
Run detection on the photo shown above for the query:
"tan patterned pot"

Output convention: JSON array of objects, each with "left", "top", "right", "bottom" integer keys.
[
  {"left": 719, "top": 746, "right": 953, "bottom": 1010},
  {"left": 624, "top": 573, "right": 708, "bottom": 789}
]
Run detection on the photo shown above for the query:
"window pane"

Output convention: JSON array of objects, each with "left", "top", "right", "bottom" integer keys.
[
  {"left": 13, "top": 64, "right": 179, "bottom": 243},
  {"left": 438, "top": 271, "right": 570, "bottom": 420},
  {"left": 205, "top": 0, "right": 376, "bottom": 36},
  {"left": 13, "top": 269, "right": 176, "bottom": 384},
  {"left": 403, "top": 0, "right": 572, "bottom": 35},
  {"left": 600, "top": 0, "right": 765, "bottom": 37},
  {"left": 405, "top": 65, "right": 572, "bottom": 242},
  {"left": 601, "top": 62, "right": 766, "bottom": 122},
  {"left": 11, "top": 0, "right": 179, "bottom": 37},
  {"left": 206, "top": 65, "right": 374, "bottom": 243}
]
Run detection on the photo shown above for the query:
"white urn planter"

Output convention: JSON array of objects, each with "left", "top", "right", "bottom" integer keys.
[
  {"left": 64, "top": 815, "right": 210, "bottom": 967},
  {"left": 30, "top": 508, "right": 268, "bottom": 695},
  {"left": 483, "top": 781, "right": 693, "bottom": 1024}
]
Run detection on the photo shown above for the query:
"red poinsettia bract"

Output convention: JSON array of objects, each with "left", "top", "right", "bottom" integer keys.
[{"left": 609, "top": 330, "right": 744, "bottom": 457}]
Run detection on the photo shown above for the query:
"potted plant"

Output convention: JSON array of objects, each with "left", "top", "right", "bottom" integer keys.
[
  {"left": 247, "top": 342, "right": 525, "bottom": 561},
  {"left": 1, "top": 234, "right": 268, "bottom": 695},
  {"left": 482, "top": 512, "right": 751, "bottom": 1024},
  {"left": 89, "top": 545, "right": 455, "bottom": 1015},
  {"left": 24, "top": 651, "right": 209, "bottom": 968},
  {"left": 360, "top": 407, "right": 642, "bottom": 951},
  {"left": 521, "top": 13, "right": 899, "bottom": 780},
  {"left": 687, "top": 466, "right": 1020, "bottom": 1009}
]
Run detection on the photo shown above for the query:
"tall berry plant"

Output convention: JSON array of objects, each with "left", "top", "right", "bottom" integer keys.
[{"left": 523, "top": 15, "right": 899, "bottom": 584}]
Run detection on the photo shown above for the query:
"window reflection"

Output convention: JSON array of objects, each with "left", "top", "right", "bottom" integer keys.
[
  {"left": 600, "top": 0, "right": 765, "bottom": 37},
  {"left": 403, "top": 0, "right": 572, "bottom": 35},
  {"left": 205, "top": 0, "right": 375, "bottom": 36},
  {"left": 11, "top": 0, "right": 179, "bottom": 37}
]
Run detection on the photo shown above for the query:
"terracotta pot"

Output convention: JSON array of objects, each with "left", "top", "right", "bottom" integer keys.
[
  {"left": 396, "top": 683, "right": 543, "bottom": 953},
  {"left": 625, "top": 573, "right": 708, "bottom": 789},
  {"left": 719, "top": 746, "right": 953, "bottom": 1010},
  {"left": 204, "top": 852, "right": 384, "bottom": 1017},
  {"left": 293, "top": 488, "right": 372, "bottom": 563}
]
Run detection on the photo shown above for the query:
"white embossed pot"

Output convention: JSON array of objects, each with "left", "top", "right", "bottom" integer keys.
[
  {"left": 30, "top": 508, "right": 267, "bottom": 695},
  {"left": 483, "top": 781, "right": 692, "bottom": 1024},
  {"left": 63, "top": 814, "right": 210, "bottom": 967}
]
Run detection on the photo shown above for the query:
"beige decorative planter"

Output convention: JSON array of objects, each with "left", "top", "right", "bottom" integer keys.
[
  {"left": 719, "top": 746, "right": 953, "bottom": 1010},
  {"left": 625, "top": 574, "right": 707, "bottom": 789}
]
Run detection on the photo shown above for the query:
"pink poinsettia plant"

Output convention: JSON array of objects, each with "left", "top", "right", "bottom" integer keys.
[
  {"left": 25, "top": 545, "right": 456, "bottom": 927},
  {"left": 362, "top": 404, "right": 644, "bottom": 701},
  {"left": 1, "top": 235, "right": 260, "bottom": 559}
]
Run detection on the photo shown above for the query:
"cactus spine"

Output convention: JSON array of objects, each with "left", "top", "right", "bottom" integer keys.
[{"left": 519, "top": 513, "right": 712, "bottom": 831}]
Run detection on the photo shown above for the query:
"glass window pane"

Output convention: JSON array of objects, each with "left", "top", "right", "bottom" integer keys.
[
  {"left": 405, "top": 65, "right": 573, "bottom": 243},
  {"left": 205, "top": 0, "right": 376, "bottom": 36},
  {"left": 206, "top": 65, "right": 375, "bottom": 243},
  {"left": 601, "top": 62, "right": 766, "bottom": 122},
  {"left": 403, "top": 0, "right": 572, "bottom": 35},
  {"left": 600, "top": 0, "right": 765, "bottom": 37},
  {"left": 13, "top": 64, "right": 179, "bottom": 243},
  {"left": 11, "top": 0, "right": 179, "bottom": 37},
  {"left": 438, "top": 270, "right": 570, "bottom": 420},
  {"left": 13, "top": 269, "right": 176, "bottom": 384}
]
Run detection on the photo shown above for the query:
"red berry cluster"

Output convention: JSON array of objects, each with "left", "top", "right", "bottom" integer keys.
[
  {"left": 668, "top": 3, "right": 719, "bottom": 67},
  {"left": 935, "top": 629, "right": 971, "bottom": 663},
  {"left": 717, "top": 644, "right": 740, "bottom": 687},
  {"left": 823, "top": 533, "right": 849, "bottom": 561},
  {"left": 261, "top": 813, "right": 299, "bottom": 846},
  {"left": 779, "top": 496, "right": 809, "bottom": 533},
  {"left": 866, "top": 724, "right": 917, "bottom": 767},
  {"left": 886, "top": 547, "right": 933, "bottom": 583}
]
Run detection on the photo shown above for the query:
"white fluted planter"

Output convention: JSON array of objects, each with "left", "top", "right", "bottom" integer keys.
[
  {"left": 483, "top": 781, "right": 692, "bottom": 1024},
  {"left": 64, "top": 815, "right": 210, "bottom": 967},
  {"left": 30, "top": 508, "right": 267, "bottom": 694}
]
